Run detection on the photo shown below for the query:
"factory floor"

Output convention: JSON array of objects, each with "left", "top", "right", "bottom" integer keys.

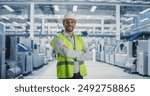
[{"left": 24, "top": 60, "right": 150, "bottom": 79}]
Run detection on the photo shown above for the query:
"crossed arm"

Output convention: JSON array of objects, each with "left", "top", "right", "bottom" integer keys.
[{"left": 54, "top": 37, "right": 91, "bottom": 60}]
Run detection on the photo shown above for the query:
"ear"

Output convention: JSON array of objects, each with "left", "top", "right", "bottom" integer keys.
[
  {"left": 74, "top": 20, "right": 76, "bottom": 25},
  {"left": 63, "top": 20, "right": 65, "bottom": 26},
  {"left": 73, "top": 19, "right": 76, "bottom": 25}
]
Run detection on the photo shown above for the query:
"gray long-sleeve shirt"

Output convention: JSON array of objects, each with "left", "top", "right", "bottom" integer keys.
[{"left": 54, "top": 32, "right": 88, "bottom": 73}]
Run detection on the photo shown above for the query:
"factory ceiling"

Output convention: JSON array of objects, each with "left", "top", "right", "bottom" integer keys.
[{"left": 0, "top": 0, "right": 150, "bottom": 34}]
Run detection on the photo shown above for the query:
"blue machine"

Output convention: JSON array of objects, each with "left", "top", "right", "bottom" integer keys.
[{"left": 18, "top": 44, "right": 33, "bottom": 75}]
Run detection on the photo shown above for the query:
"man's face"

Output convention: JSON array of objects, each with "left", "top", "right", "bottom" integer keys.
[{"left": 63, "top": 19, "right": 76, "bottom": 33}]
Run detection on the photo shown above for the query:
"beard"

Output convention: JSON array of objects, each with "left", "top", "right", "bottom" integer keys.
[{"left": 65, "top": 26, "right": 75, "bottom": 32}]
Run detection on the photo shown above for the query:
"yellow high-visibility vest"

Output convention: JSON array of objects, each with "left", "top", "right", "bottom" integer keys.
[{"left": 51, "top": 33, "right": 87, "bottom": 78}]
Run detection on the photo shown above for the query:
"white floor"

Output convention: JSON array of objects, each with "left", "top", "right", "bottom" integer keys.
[{"left": 24, "top": 60, "right": 150, "bottom": 79}]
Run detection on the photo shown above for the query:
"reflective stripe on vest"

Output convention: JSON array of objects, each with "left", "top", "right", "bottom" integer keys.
[{"left": 57, "top": 61, "right": 84, "bottom": 66}]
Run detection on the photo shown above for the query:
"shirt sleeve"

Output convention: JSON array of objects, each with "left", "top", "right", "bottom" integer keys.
[
  {"left": 54, "top": 37, "right": 83, "bottom": 59},
  {"left": 82, "top": 39, "right": 88, "bottom": 53},
  {"left": 76, "top": 39, "right": 92, "bottom": 60}
]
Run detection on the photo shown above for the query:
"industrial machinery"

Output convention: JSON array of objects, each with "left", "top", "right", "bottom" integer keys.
[
  {"left": 0, "top": 24, "right": 23, "bottom": 79},
  {"left": 40, "top": 37, "right": 52, "bottom": 64},
  {"left": 18, "top": 37, "right": 33, "bottom": 74},
  {"left": 33, "top": 37, "right": 45, "bottom": 68},
  {"left": 96, "top": 42, "right": 101, "bottom": 61},
  {"left": 5, "top": 60, "right": 22, "bottom": 79},
  {"left": 105, "top": 45, "right": 111, "bottom": 63},
  {"left": 0, "top": 24, "right": 6, "bottom": 79},
  {"left": 114, "top": 41, "right": 128, "bottom": 67},
  {"left": 18, "top": 44, "right": 33, "bottom": 75},
  {"left": 115, "top": 40, "right": 138, "bottom": 73},
  {"left": 148, "top": 39, "right": 150, "bottom": 76},
  {"left": 103, "top": 37, "right": 116, "bottom": 65},
  {"left": 108, "top": 46, "right": 116, "bottom": 65},
  {"left": 123, "top": 41, "right": 137, "bottom": 73},
  {"left": 136, "top": 40, "right": 148, "bottom": 76},
  {"left": 5, "top": 36, "right": 23, "bottom": 79},
  {"left": 137, "top": 51, "right": 148, "bottom": 75},
  {"left": 100, "top": 39, "right": 105, "bottom": 62},
  {"left": 45, "top": 41, "right": 53, "bottom": 61}
]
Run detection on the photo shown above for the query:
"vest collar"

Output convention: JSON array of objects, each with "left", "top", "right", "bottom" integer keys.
[{"left": 63, "top": 31, "right": 74, "bottom": 38}]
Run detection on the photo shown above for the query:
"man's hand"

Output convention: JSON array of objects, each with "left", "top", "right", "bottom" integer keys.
[{"left": 76, "top": 52, "right": 92, "bottom": 61}]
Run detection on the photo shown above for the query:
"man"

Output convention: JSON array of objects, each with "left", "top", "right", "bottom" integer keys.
[{"left": 51, "top": 11, "right": 90, "bottom": 79}]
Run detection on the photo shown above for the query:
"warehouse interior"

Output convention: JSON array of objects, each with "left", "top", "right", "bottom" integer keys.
[{"left": 0, "top": 0, "right": 150, "bottom": 79}]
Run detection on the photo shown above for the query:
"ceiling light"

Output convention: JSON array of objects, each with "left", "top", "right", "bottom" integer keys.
[
  {"left": 90, "top": 6, "right": 97, "bottom": 12},
  {"left": 54, "top": 5, "right": 59, "bottom": 11},
  {"left": 109, "top": 27, "right": 114, "bottom": 30},
  {"left": 18, "top": 15, "right": 25, "bottom": 20},
  {"left": 13, "top": 22, "right": 18, "bottom": 26},
  {"left": 124, "top": 14, "right": 137, "bottom": 17},
  {"left": 121, "top": 27, "right": 126, "bottom": 30},
  {"left": 10, "top": 26, "right": 15, "bottom": 29},
  {"left": 0, "top": 22, "right": 5, "bottom": 25},
  {"left": 129, "top": 24, "right": 134, "bottom": 27},
  {"left": 139, "top": 8, "right": 150, "bottom": 14},
  {"left": 73, "top": 5, "right": 78, "bottom": 12},
  {"left": 86, "top": 15, "right": 90, "bottom": 19},
  {"left": 1, "top": 16, "right": 9, "bottom": 20},
  {"left": 126, "top": 17, "right": 133, "bottom": 22},
  {"left": 3, "top": 5, "right": 14, "bottom": 12},
  {"left": 22, "top": 26, "right": 25, "bottom": 29},
  {"left": 27, "top": 22, "right": 30, "bottom": 25},
  {"left": 140, "top": 18, "right": 149, "bottom": 22}
]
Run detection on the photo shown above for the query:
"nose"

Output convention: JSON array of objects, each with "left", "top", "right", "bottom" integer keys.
[{"left": 67, "top": 21, "right": 72, "bottom": 26}]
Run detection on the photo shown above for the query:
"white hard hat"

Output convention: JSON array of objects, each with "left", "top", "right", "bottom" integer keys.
[{"left": 63, "top": 11, "right": 76, "bottom": 20}]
